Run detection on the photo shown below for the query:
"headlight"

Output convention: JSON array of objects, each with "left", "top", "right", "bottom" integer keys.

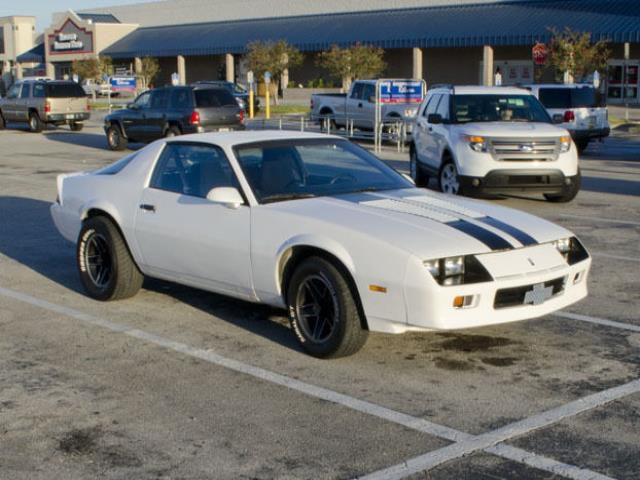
[
  {"left": 464, "top": 135, "right": 488, "bottom": 153},
  {"left": 559, "top": 136, "right": 572, "bottom": 153},
  {"left": 423, "top": 255, "right": 492, "bottom": 286},
  {"left": 553, "top": 237, "right": 589, "bottom": 265}
]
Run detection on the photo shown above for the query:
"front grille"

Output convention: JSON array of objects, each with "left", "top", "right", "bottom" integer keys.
[
  {"left": 494, "top": 276, "right": 566, "bottom": 309},
  {"left": 490, "top": 138, "right": 559, "bottom": 162}
]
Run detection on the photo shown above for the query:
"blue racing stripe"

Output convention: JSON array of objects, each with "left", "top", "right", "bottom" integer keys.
[
  {"left": 446, "top": 220, "right": 514, "bottom": 251},
  {"left": 479, "top": 217, "right": 538, "bottom": 246}
]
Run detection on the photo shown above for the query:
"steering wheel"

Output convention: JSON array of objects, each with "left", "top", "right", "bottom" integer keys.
[{"left": 330, "top": 174, "right": 357, "bottom": 185}]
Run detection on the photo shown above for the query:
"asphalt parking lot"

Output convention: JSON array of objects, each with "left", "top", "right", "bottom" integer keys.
[{"left": 0, "top": 119, "right": 639, "bottom": 480}]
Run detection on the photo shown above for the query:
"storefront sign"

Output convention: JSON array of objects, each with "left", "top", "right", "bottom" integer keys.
[
  {"left": 379, "top": 80, "right": 424, "bottom": 104},
  {"left": 110, "top": 76, "right": 136, "bottom": 92},
  {"left": 48, "top": 19, "right": 93, "bottom": 55},
  {"left": 532, "top": 42, "right": 548, "bottom": 66}
]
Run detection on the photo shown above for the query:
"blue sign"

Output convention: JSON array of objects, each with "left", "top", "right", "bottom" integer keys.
[
  {"left": 110, "top": 76, "right": 136, "bottom": 92},
  {"left": 379, "top": 81, "right": 424, "bottom": 104}
]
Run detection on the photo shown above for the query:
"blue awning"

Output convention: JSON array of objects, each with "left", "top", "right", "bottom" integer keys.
[
  {"left": 17, "top": 43, "right": 45, "bottom": 64},
  {"left": 103, "top": 0, "right": 640, "bottom": 59}
]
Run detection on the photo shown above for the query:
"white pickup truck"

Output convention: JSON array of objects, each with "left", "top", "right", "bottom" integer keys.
[{"left": 310, "top": 79, "right": 423, "bottom": 130}]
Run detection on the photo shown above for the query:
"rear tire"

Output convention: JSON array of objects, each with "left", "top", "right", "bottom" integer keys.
[
  {"left": 410, "top": 145, "right": 429, "bottom": 188},
  {"left": 77, "top": 216, "right": 143, "bottom": 301},
  {"left": 106, "top": 124, "right": 127, "bottom": 151},
  {"left": 28, "top": 111, "right": 44, "bottom": 133},
  {"left": 287, "top": 256, "right": 368, "bottom": 358},
  {"left": 575, "top": 139, "right": 589, "bottom": 154},
  {"left": 164, "top": 125, "right": 181, "bottom": 138},
  {"left": 70, "top": 122, "right": 84, "bottom": 132},
  {"left": 544, "top": 169, "right": 581, "bottom": 203}
]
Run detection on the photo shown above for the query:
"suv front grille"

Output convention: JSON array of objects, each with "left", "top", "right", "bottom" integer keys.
[{"left": 490, "top": 138, "right": 559, "bottom": 162}]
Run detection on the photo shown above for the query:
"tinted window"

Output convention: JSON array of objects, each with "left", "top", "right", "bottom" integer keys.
[
  {"left": 234, "top": 139, "right": 411, "bottom": 204},
  {"left": 133, "top": 91, "right": 151, "bottom": 109},
  {"left": 195, "top": 89, "right": 237, "bottom": 107},
  {"left": 45, "top": 82, "right": 86, "bottom": 98},
  {"left": 150, "top": 89, "right": 170, "bottom": 109},
  {"left": 350, "top": 83, "right": 364, "bottom": 99},
  {"left": 425, "top": 94, "right": 441, "bottom": 117},
  {"left": 361, "top": 84, "right": 375, "bottom": 101},
  {"left": 33, "top": 83, "right": 46, "bottom": 98},
  {"left": 170, "top": 89, "right": 192, "bottom": 109},
  {"left": 6, "top": 84, "right": 20, "bottom": 99},
  {"left": 151, "top": 143, "right": 239, "bottom": 198},
  {"left": 20, "top": 84, "right": 31, "bottom": 99},
  {"left": 452, "top": 94, "right": 550, "bottom": 123},
  {"left": 436, "top": 94, "right": 449, "bottom": 119},
  {"left": 539, "top": 87, "right": 598, "bottom": 109}
]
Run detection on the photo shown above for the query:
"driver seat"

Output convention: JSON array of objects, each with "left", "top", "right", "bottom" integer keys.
[{"left": 260, "top": 148, "right": 303, "bottom": 196}]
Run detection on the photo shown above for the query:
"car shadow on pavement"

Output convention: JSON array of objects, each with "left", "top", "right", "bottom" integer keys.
[
  {"left": 0, "top": 195, "right": 302, "bottom": 353},
  {"left": 581, "top": 176, "right": 640, "bottom": 196},
  {"left": 43, "top": 130, "right": 144, "bottom": 152}
]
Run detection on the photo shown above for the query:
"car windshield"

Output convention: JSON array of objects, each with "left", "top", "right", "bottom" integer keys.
[
  {"left": 234, "top": 139, "right": 412, "bottom": 204},
  {"left": 538, "top": 87, "right": 600, "bottom": 108},
  {"left": 453, "top": 94, "right": 551, "bottom": 123}
]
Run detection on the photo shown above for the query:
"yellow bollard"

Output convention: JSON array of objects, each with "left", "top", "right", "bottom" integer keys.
[
  {"left": 249, "top": 89, "right": 254, "bottom": 119},
  {"left": 265, "top": 88, "right": 270, "bottom": 120}
]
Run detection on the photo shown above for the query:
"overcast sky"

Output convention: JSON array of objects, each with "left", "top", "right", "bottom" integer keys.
[{"left": 0, "top": 0, "right": 160, "bottom": 32}]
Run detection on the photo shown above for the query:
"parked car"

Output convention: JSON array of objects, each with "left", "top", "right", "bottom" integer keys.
[
  {"left": 193, "top": 80, "right": 260, "bottom": 112},
  {"left": 51, "top": 131, "right": 591, "bottom": 358},
  {"left": 81, "top": 79, "right": 114, "bottom": 97},
  {"left": 0, "top": 79, "right": 90, "bottom": 132},
  {"left": 525, "top": 84, "right": 610, "bottom": 153},
  {"left": 104, "top": 85, "right": 244, "bottom": 150},
  {"left": 410, "top": 86, "right": 581, "bottom": 202},
  {"left": 310, "top": 79, "right": 423, "bottom": 130}
]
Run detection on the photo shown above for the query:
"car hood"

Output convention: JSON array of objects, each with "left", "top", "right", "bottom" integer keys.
[
  {"left": 457, "top": 122, "right": 569, "bottom": 138},
  {"left": 264, "top": 188, "right": 571, "bottom": 259}
]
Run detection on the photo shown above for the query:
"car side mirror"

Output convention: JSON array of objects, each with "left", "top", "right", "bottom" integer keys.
[
  {"left": 427, "top": 113, "right": 443, "bottom": 124},
  {"left": 206, "top": 187, "right": 244, "bottom": 209},
  {"left": 552, "top": 114, "right": 564, "bottom": 124}
]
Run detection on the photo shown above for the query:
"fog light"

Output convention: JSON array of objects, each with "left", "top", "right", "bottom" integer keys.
[
  {"left": 472, "top": 178, "right": 480, "bottom": 187},
  {"left": 565, "top": 178, "right": 572, "bottom": 185},
  {"left": 573, "top": 271, "right": 585, "bottom": 284}
]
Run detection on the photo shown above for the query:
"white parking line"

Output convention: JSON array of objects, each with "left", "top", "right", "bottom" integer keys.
[
  {"left": 360, "top": 379, "right": 640, "bottom": 480},
  {"left": 592, "top": 252, "right": 640, "bottom": 263},
  {"left": 555, "top": 311, "right": 640, "bottom": 333},
  {"left": 0, "top": 286, "right": 624, "bottom": 480},
  {"left": 560, "top": 214, "right": 640, "bottom": 227}
]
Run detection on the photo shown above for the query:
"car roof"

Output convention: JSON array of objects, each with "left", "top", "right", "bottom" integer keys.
[
  {"left": 165, "top": 130, "right": 345, "bottom": 148},
  {"left": 428, "top": 86, "right": 533, "bottom": 95}
]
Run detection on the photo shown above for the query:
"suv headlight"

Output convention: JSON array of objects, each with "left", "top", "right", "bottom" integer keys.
[
  {"left": 464, "top": 135, "right": 488, "bottom": 153},
  {"left": 559, "top": 136, "right": 572, "bottom": 153},
  {"left": 553, "top": 237, "right": 589, "bottom": 265},
  {"left": 424, "top": 255, "right": 492, "bottom": 286}
]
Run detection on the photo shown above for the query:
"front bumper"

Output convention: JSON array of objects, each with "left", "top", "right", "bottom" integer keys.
[
  {"left": 47, "top": 112, "right": 90, "bottom": 123},
  {"left": 570, "top": 127, "right": 610, "bottom": 141},
  {"left": 459, "top": 169, "right": 578, "bottom": 195}
]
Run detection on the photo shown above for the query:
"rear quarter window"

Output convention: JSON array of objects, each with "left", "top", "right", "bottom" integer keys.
[
  {"left": 539, "top": 88, "right": 598, "bottom": 109},
  {"left": 195, "top": 89, "right": 237, "bottom": 108},
  {"left": 45, "top": 83, "right": 87, "bottom": 98}
]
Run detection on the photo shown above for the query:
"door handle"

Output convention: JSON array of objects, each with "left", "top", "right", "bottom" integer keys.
[
  {"left": 358, "top": 103, "right": 363, "bottom": 108},
  {"left": 428, "top": 127, "right": 433, "bottom": 132},
  {"left": 139, "top": 204, "right": 156, "bottom": 212}
]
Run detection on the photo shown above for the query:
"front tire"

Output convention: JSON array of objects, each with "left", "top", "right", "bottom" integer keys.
[
  {"left": 439, "top": 159, "right": 463, "bottom": 195},
  {"left": 70, "top": 122, "right": 84, "bottom": 132},
  {"left": 28, "top": 112, "right": 44, "bottom": 133},
  {"left": 544, "top": 169, "right": 581, "bottom": 203},
  {"left": 106, "top": 124, "right": 127, "bottom": 151},
  {"left": 410, "top": 146, "right": 429, "bottom": 188},
  {"left": 575, "top": 139, "right": 589, "bottom": 154},
  {"left": 77, "top": 216, "right": 143, "bottom": 301},
  {"left": 287, "top": 257, "right": 368, "bottom": 358}
]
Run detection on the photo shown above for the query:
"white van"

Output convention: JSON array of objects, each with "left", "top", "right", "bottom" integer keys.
[{"left": 525, "top": 84, "right": 609, "bottom": 153}]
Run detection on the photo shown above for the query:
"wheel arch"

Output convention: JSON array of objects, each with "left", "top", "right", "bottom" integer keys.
[
  {"left": 81, "top": 206, "right": 141, "bottom": 268},
  {"left": 319, "top": 107, "right": 334, "bottom": 116},
  {"left": 106, "top": 119, "right": 128, "bottom": 138},
  {"left": 277, "top": 242, "right": 369, "bottom": 331}
]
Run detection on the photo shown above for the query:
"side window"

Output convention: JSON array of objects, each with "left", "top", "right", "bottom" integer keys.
[
  {"left": 150, "top": 90, "right": 170, "bottom": 109},
  {"left": 425, "top": 94, "right": 441, "bottom": 118},
  {"left": 7, "top": 84, "right": 20, "bottom": 99},
  {"left": 361, "top": 84, "right": 375, "bottom": 102},
  {"left": 134, "top": 91, "right": 151, "bottom": 109},
  {"left": 435, "top": 94, "right": 449, "bottom": 120},
  {"left": 150, "top": 143, "right": 240, "bottom": 198},
  {"left": 421, "top": 96, "right": 434, "bottom": 117},
  {"left": 170, "top": 89, "right": 192, "bottom": 109},
  {"left": 33, "top": 84, "right": 46, "bottom": 98},
  {"left": 350, "top": 83, "right": 364, "bottom": 100},
  {"left": 20, "top": 84, "right": 31, "bottom": 99}
]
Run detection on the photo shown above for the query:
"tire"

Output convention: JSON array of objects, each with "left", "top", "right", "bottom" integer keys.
[
  {"left": 410, "top": 145, "right": 429, "bottom": 188},
  {"left": 287, "top": 256, "right": 368, "bottom": 358},
  {"left": 28, "top": 111, "right": 44, "bottom": 133},
  {"left": 544, "top": 169, "right": 581, "bottom": 203},
  {"left": 575, "top": 139, "right": 589, "bottom": 155},
  {"left": 70, "top": 122, "right": 84, "bottom": 132},
  {"left": 0, "top": 112, "right": 5, "bottom": 130},
  {"left": 106, "top": 124, "right": 127, "bottom": 151},
  {"left": 439, "top": 158, "right": 463, "bottom": 195},
  {"left": 320, "top": 111, "right": 337, "bottom": 131},
  {"left": 77, "top": 216, "right": 143, "bottom": 301},
  {"left": 164, "top": 125, "right": 181, "bottom": 138}
]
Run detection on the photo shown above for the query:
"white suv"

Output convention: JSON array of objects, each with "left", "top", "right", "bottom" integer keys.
[
  {"left": 526, "top": 84, "right": 609, "bottom": 153},
  {"left": 410, "top": 86, "right": 581, "bottom": 202}
]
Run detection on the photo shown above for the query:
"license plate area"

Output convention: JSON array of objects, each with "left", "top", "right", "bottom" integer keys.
[{"left": 494, "top": 276, "right": 566, "bottom": 309}]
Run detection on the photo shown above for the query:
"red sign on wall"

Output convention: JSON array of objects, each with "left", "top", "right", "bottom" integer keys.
[{"left": 532, "top": 42, "right": 548, "bottom": 66}]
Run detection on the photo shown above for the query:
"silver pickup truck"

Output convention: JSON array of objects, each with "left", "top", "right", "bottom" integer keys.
[{"left": 310, "top": 79, "right": 424, "bottom": 130}]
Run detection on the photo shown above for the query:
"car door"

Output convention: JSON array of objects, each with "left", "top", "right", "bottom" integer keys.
[
  {"left": 3, "top": 83, "right": 21, "bottom": 120},
  {"left": 133, "top": 141, "right": 253, "bottom": 298},
  {"left": 15, "top": 83, "right": 31, "bottom": 122},
  {"left": 430, "top": 94, "right": 451, "bottom": 169},
  {"left": 414, "top": 95, "right": 434, "bottom": 160},
  {"left": 346, "top": 82, "right": 365, "bottom": 128},
  {"left": 145, "top": 89, "right": 171, "bottom": 139},
  {"left": 358, "top": 83, "right": 376, "bottom": 130},
  {"left": 420, "top": 94, "right": 443, "bottom": 171},
  {"left": 122, "top": 91, "right": 151, "bottom": 140}
]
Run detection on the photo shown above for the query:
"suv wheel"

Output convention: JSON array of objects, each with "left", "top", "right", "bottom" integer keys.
[
  {"left": 439, "top": 160, "right": 462, "bottom": 195},
  {"left": 544, "top": 169, "right": 581, "bottom": 203},
  {"left": 106, "top": 124, "right": 127, "bottom": 151},
  {"left": 70, "top": 122, "right": 84, "bottom": 132},
  {"left": 575, "top": 139, "right": 589, "bottom": 154},
  {"left": 164, "top": 125, "right": 181, "bottom": 138},
  {"left": 28, "top": 112, "right": 44, "bottom": 133},
  {"left": 410, "top": 146, "right": 429, "bottom": 188}
]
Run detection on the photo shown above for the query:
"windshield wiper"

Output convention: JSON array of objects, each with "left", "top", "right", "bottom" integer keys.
[{"left": 260, "top": 192, "right": 317, "bottom": 204}]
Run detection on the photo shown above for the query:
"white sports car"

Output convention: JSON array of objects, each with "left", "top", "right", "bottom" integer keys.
[{"left": 51, "top": 131, "right": 591, "bottom": 358}]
